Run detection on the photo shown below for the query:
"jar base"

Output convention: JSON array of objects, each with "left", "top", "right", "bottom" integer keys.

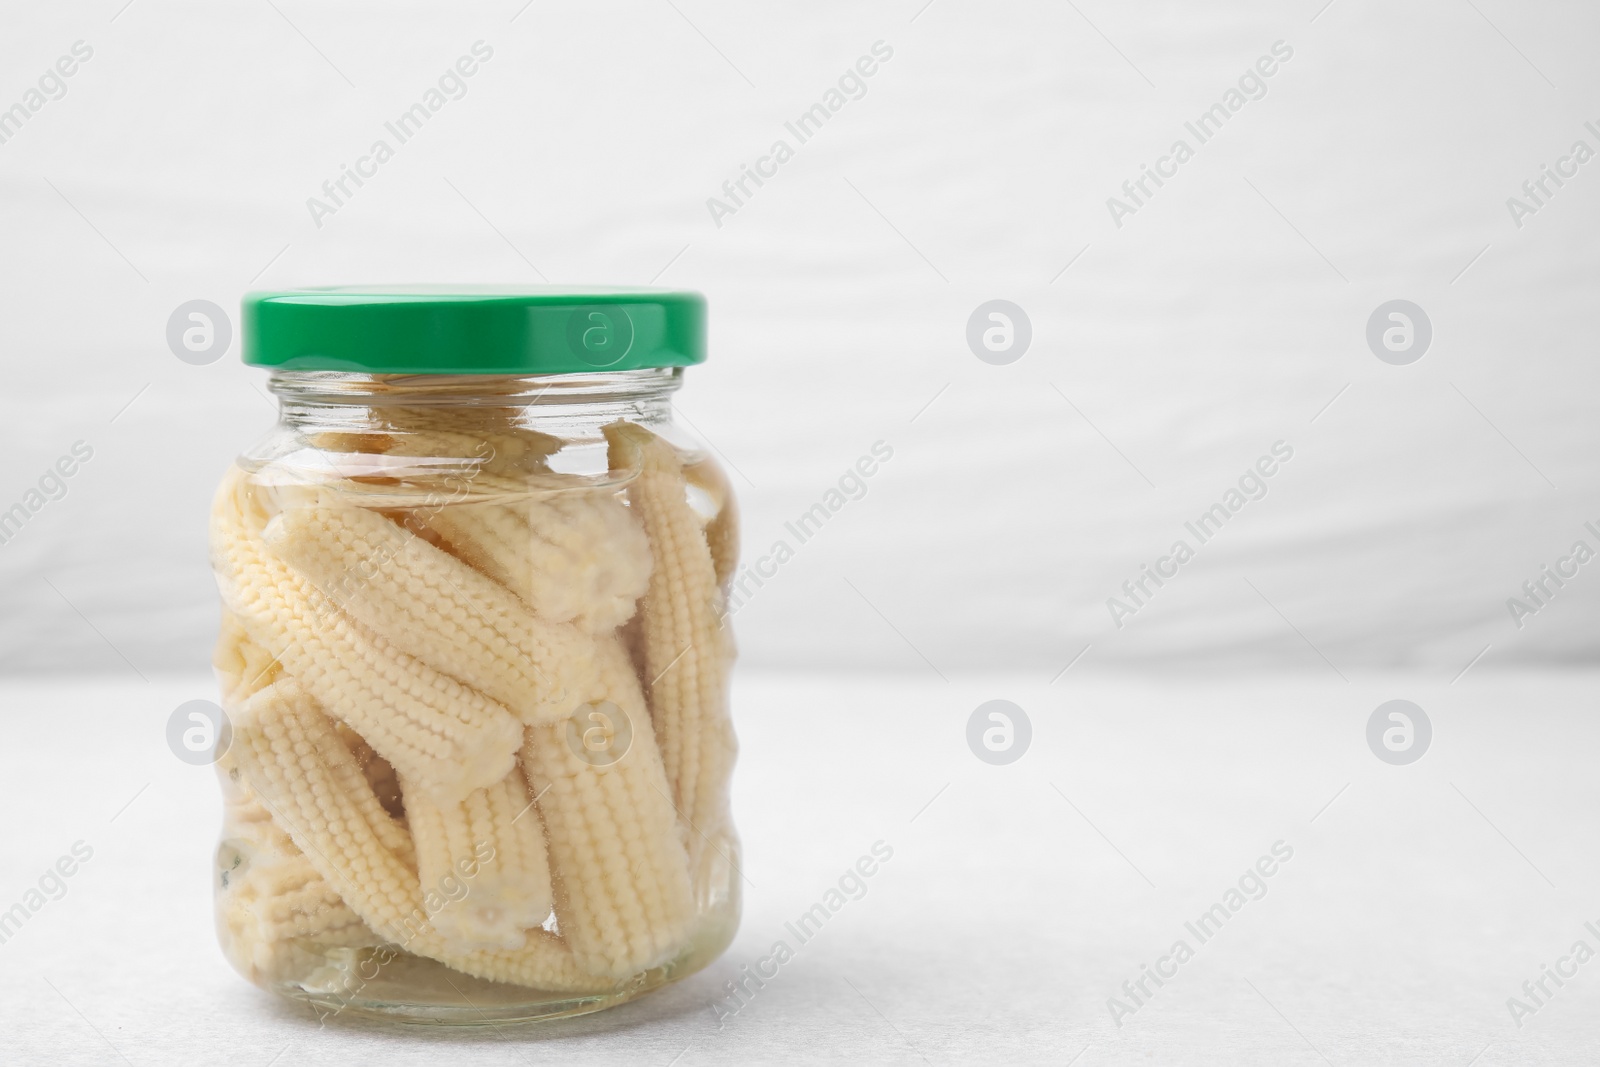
[
  {"left": 269, "top": 909, "right": 738, "bottom": 1027},
  {"left": 280, "top": 975, "right": 652, "bottom": 1027}
]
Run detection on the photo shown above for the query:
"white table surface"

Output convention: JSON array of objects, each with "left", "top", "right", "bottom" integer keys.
[{"left": 2, "top": 668, "right": 1598, "bottom": 1065}]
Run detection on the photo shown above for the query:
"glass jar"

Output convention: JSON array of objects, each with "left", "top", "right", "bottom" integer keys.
[{"left": 208, "top": 288, "right": 740, "bottom": 1024}]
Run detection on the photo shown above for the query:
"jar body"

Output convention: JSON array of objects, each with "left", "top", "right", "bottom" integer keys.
[{"left": 208, "top": 371, "right": 740, "bottom": 1024}]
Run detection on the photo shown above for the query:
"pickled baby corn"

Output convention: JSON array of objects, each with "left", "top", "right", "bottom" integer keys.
[
  {"left": 212, "top": 470, "right": 524, "bottom": 801},
  {"left": 422, "top": 492, "right": 652, "bottom": 634},
  {"left": 265, "top": 502, "right": 597, "bottom": 723},
  {"left": 230, "top": 681, "right": 609, "bottom": 993},
  {"left": 687, "top": 454, "right": 740, "bottom": 591},
  {"left": 604, "top": 423, "right": 737, "bottom": 863},
  {"left": 213, "top": 609, "right": 281, "bottom": 706},
  {"left": 211, "top": 416, "right": 735, "bottom": 1001},
  {"left": 403, "top": 767, "right": 554, "bottom": 953},
  {"left": 218, "top": 828, "right": 381, "bottom": 985},
  {"left": 521, "top": 637, "right": 695, "bottom": 979}
]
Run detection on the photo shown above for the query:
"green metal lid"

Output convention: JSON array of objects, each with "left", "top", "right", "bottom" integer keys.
[{"left": 242, "top": 286, "right": 706, "bottom": 374}]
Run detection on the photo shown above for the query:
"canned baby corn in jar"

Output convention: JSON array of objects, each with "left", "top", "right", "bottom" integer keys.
[{"left": 209, "top": 288, "right": 740, "bottom": 1023}]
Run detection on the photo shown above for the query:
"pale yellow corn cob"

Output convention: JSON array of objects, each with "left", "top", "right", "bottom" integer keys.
[
  {"left": 402, "top": 768, "right": 554, "bottom": 953},
  {"left": 223, "top": 692, "right": 417, "bottom": 869},
  {"left": 220, "top": 882, "right": 379, "bottom": 986},
  {"left": 423, "top": 492, "right": 651, "bottom": 633},
  {"left": 214, "top": 609, "right": 282, "bottom": 707},
  {"left": 522, "top": 636, "right": 695, "bottom": 979},
  {"left": 219, "top": 776, "right": 296, "bottom": 859},
  {"left": 215, "top": 619, "right": 400, "bottom": 834},
  {"left": 306, "top": 430, "right": 395, "bottom": 458},
  {"left": 378, "top": 401, "right": 543, "bottom": 434},
  {"left": 604, "top": 423, "right": 737, "bottom": 859},
  {"left": 223, "top": 846, "right": 379, "bottom": 953},
  {"left": 306, "top": 422, "right": 523, "bottom": 511},
  {"left": 419, "top": 504, "right": 529, "bottom": 591},
  {"left": 376, "top": 419, "right": 567, "bottom": 499},
  {"left": 253, "top": 870, "right": 375, "bottom": 948},
  {"left": 231, "top": 681, "right": 610, "bottom": 993},
  {"left": 686, "top": 457, "right": 740, "bottom": 591},
  {"left": 383, "top": 425, "right": 561, "bottom": 473},
  {"left": 441, "top": 930, "right": 611, "bottom": 992},
  {"left": 378, "top": 400, "right": 558, "bottom": 442},
  {"left": 264, "top": 502, "right": 597, "bottom": 723},
  {"left": 211, "top": 469, "right": 523, "bottom": 801},
  {"left": 216, "top": 790, "right": 381, "bottom": 985},
  {"left": 215, "top": 622, "right": 410, "bottom": 841},
  {"left": 364, "top": 411, "right": 653, "bottom": 631}
]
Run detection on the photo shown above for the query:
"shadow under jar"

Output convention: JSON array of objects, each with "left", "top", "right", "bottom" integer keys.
[{"left": 209, "top": 288, "right": 740, "bottom": 1024}]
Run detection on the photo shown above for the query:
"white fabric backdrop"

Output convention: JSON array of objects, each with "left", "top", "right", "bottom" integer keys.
[{"left": 0, "top": 0, "right": 1596, "bottom": 677}]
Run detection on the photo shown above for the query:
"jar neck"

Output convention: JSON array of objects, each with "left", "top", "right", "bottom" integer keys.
[{"left": 268, "top": 368, "right": 681, "bottom": 437}]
